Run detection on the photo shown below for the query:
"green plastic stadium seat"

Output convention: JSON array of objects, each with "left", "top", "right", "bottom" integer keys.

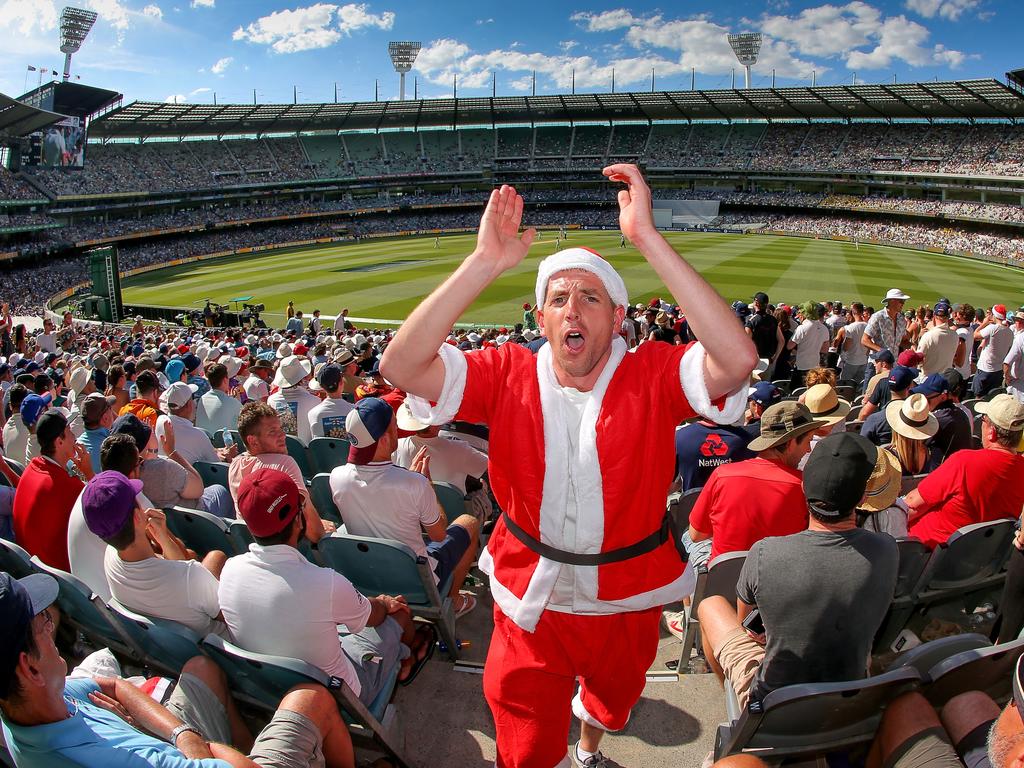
[
  {"left": 309, "top": 473, "right": 343, "bottom": 526},
  {"left": 432, "top": 482, "right": 467, "bottom": 521},
  {"left": 163, "top": 506, "right": 235, "bottom": 558},
  {"left": 285, "top": 435, "right": 314, "bottom": 481},
  {"left": 107, "top": 600, "right": 202, "bottom": 676},
  {"left": 194, "top": 461, "right": 230, "bottom": 489},
  {"left": 308, "top": 437, "right": 349, "bottom": 475},
  {"left": 0, "top": 538, "right": 36, "bottom": 578}
]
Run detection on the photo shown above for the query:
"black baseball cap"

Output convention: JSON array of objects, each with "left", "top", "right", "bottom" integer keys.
[
  {"left": 753, "top": 292, "right": 769, "bottom": 305},
  {"left": 803, "top": 432, "right": 878, "bottom": 518},
  {"left": 0, "top": 573, "right": 58, "bottom": 696}
]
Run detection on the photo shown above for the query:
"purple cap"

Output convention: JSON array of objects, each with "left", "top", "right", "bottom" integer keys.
[{"left": 82, "top": 471, "right": 144, "bottom": 540}]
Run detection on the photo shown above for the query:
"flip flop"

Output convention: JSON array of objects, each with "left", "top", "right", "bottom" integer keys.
[
  {"left": 399, "top": 624, "right": 437, "bottom": 687},
  {"left": 454, "top": 592, "right": 477, "bottom": 618}
]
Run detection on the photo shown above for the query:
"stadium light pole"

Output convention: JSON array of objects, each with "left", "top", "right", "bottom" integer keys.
[
  {"left": 59, "top": 6, "right": 98, "bottom": 82},
  {"left": 388, "top": 41, "right": 421, "bottom": 101},
  {"left": 728, "top": 32, "right": 762, "bottom": 89}
]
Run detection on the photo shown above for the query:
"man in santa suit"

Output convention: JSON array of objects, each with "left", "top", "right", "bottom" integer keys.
[{"left": 381, "top": 164, "right": 757, "bottom": 768}]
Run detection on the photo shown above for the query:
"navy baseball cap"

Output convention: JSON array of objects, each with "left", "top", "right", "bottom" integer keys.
[
  {"left": 316, "top": 364, "right": 343, "bottom": 391},
  {"left": 0, "top": 573, "right": 58, "bottom": 696},
  {"left": 748, "top": 381, "right": 783, "bottom": 406},
  {"left": 345, "top": 397, "right": 393, "bottom": 448},
  {"left": 111, "top": 413, "right": 152, "bottom": 453},
  {"left": 912, "top": 373, "right": 950, "bottom": 397},
  {"left": 934, "top": 301, "right": 952, "bottom": 316},
  {"left": 871, "top": 349, "right": 895, "bottom": 365},
  {"left": 888, "top": 365, "right": 919, "bottom": 391}
]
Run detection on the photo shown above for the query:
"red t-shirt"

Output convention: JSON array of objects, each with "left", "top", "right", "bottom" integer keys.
[
  {"left": 689, "top": 456, "right": 808, "bottom": 561},
  {"left": 12, "top": 456, "right": 85, "bottom": 571},
  {"left": 908, "top": 448, "right": 1024, "bottom": 549}
]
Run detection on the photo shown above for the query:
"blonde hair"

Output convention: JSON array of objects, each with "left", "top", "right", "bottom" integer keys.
[
  {"left": 888, "top": 431, "right": 928, "bottom": 475},
  {"left": 804, "top": 367, "right": 837, "bottom": 389}
]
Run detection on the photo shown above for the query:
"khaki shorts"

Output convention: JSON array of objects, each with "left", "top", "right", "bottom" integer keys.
[
  {"left": 248, "top": 709, "right": 325, "bottom": 768},
  {"left": 165, "top": 672, "right": 232, "bottom": 745},
  {"left": 887, "top": 727, "right": 964, "bottom": 768},
  {"left": 713, "top": 627, "right": 765, "bottom": 712}
]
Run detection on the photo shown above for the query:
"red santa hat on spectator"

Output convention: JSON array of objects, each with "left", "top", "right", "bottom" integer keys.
[{"left": 535, "top": 248, "right": 628, "bottom": 310}]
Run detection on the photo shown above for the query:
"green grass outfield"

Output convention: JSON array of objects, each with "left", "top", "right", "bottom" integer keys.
[{"left": 120, "top": 231, "right": 1021, "bottom": 327}]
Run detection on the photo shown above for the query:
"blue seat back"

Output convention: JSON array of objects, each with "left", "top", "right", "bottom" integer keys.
[
  {"left": 227, "top": 520, "right": 254, "bottom": 554},
  {"left": 0, "top": 539, "right": 35, "bottom": 578},
  {"left": 317, "top": 534, "right": 431, "bottom": 605},
  {"left": 433, "top": 482, "right": 466, "bottom": 521},
  {"left": 163, "top": 506, "right": 234, "bottom": 558},
  {"left": 107, "top": 600, "right": 202, "bottom": 675},
  {"left": 308, "top": 438, "right": 349, "bottom": 475},
  {"left": 309, "top": 473, "right": 343, "bottom": 526},
  {"left": 194, "top": 461, "right": 230, "bottom": 490},
  {"left": 285, "top": 435, "right": 314, "bottom": 481}
]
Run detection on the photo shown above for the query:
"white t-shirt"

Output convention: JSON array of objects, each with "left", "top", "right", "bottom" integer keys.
[
  {"left": 548, "top": 386, "right": 589, "bottom": 609},
  {"left": 194, "top": 389, "right": 243, "bottom": 435},
  {"left": 156, "top": 414, "right": 218, "bottom": 466},
  {"left": 308, "top": 396, "right": 353, "bottom": 440},
  {"left": 36, "top": 333, "right": 56, "bottom": 354},
  {"left": 104, "top": 548, "right": 225, "bottom": 637},
  {"left": 219, "top": 543, "right": 371, "bottom": 693},
  {"left": 393, "top": 434, "right": 488, "bottom": 495},
  {"left": 1004, "top": 332, "right": 1024, "bottom": 397},
  {"left": 329, "top": 461, "right": 440, "bottom": 563},
  {"left": 242, "top": 373, "right": 270, "bottom": 403},
  {"left": 3, "top": 418, "right": 28, "bottom": 470},
  {"left": 840, "top": 321, "right": 868, "bottom": 367},
  {"left": 67, "top": 487, "right": 153, "bottom": 603},
  {"left": 267, "top": 387, "right": 320, "bottom": 445},
  {"left": 978, "top": 323, "right": 1013, "bottom": 373},
  {"left": 955, "top": 327, "right": 973, "bottom": 379},
  {"left": 791, "top": 320, "right": 829, "bottom": 371}
]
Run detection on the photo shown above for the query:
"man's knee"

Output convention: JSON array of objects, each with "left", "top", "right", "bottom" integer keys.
[
  {"left": 877, "top": 692, "right": 941, "bottom": 747},
  {"left": 279, "top": 683, "right": 337, "bottom": 725},
  {"left": 941, "top": 690, "right": 1000, "bottom": 744},
  {"left": 181, "top": 655, "right": 227, "bottom": 694},
  {"left": 453, "top": 514, "right": 479, "bottom": 542}
]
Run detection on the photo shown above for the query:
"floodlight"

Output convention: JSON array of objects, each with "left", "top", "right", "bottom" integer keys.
[
  {"left": 59, "top": 6, "right": 98, "bottom": 82},
  {"left": 388, "top": 41, "right": 421, "bottom": 101},
  {"left": 728, "top": 32, "right": 762, "bottom": 89}
]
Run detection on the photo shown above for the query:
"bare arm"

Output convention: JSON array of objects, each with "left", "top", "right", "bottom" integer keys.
[
  {"left": 903, "top": 489, "right": 926, "bottom": 522},
  {"left": 861, "top": 332, "right": 881, "bottom": 354},
  {"left": 158, "top": 420, "right": 204, "bottom": 499},
  {"left": 688, "top": 524, "right": 710, "bottom": 543},
  {"left": 603, "top": 164, "right": 757, "bottom": 399},
  {"left": 380, "top": 186, "right": 536, "bottom": 401}
]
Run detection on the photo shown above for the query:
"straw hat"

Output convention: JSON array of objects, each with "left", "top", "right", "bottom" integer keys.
[
  {"left": 272, "top": 355, "right": 312, "bottom": 388},
  {"left": 859, "top": 447, "right": 902, "bottom": 513},
  {"left": 803, "top": 384, "right": 851, "bottom": 427},
  {"left": 885, "top": 394, "right": 938, "bottom": 441}
]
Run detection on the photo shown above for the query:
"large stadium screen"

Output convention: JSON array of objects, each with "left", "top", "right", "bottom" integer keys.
[{"left": 28, "top": 117, "right": 87, "bottom": 168}]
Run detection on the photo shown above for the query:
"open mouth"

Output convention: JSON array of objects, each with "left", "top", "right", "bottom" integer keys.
[{"left": 565, "top": 331, "right": 585, "bottom": 352}]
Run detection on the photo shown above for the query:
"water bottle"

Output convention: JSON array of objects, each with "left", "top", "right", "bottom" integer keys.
[{"left": 223, "top": 431, "right": 234, "bottom": 449}]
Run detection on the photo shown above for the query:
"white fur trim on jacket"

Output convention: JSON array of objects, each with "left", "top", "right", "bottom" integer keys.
[
  {"left": 404, "top": 343, "right": 467, "bottom": 426},
  {"left": 680, "top": 342, "right": 748, "bottom": 425}
]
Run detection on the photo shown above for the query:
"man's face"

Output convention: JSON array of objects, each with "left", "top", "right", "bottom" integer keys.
[
  {"left": 22, "top": 607, "right": 67, "bottom": 700},
  {"left": 538, "top": 270, "right": 624, "bottom": 386},
  {"left": 887, "top": 299, "right": 906, "bottom": 314},
  {"left": 988, "top": 698, "right": 1024, "bottom": 768},
  {"left": 253, "top": 415, "right": 287, "bottom": 454}
]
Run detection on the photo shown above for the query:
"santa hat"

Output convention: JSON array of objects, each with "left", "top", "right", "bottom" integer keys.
[
  {"left": 993, "top": 304, "right": 1007, "bottom": 320},
  {"left": 535, "top": 248, "right": 628, "bottom": 310}
]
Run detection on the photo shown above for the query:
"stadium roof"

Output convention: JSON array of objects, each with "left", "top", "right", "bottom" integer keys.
[
  {"left": 18, "top": 81, "right": 122, "bottom": 119},
  {"left": 89, "top": 79, "right": 1024, "bottom": 139},
  {"left": 0, "top": 92, "right": 68, "bottom": 142}
]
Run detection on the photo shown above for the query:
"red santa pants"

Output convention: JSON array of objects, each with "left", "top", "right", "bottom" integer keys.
[{"left": 483, "top": 603, "right": 662, "bottom": 768}]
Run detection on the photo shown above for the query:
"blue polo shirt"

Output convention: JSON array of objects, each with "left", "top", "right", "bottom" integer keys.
[
  {"left": 77, "top": 427, "right": 110, "bottom": 475},
  {"left": 1, "top": 678, "right": 229, "bottom": 768},
  {"left": 675, "top": 420, "right": 755, "bottom": 492}
]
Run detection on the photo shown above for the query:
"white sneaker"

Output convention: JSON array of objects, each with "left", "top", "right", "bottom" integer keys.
[
  {"left": 663, "top": 609, "right": 687, "bottom": 639},
  {"left": 570, "top": 741, "right": 610, "bottom": 767}
]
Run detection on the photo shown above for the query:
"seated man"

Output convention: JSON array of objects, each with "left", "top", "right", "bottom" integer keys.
[
  {"left": 307, "top": 363, "right": 353, "bottom": 439},
  {"left": 228, "top": 401, "right": 331, "bottom": 542},
  {"left": 76, "top": 392, "right": 116, "bottom": 476},
  {"left": 0, "top": 571, "right": 358, "bottom": 768},
  {"left": 688, "top": 401, "right": 821, "bottom": 566},
  {"left": 674, "top": 411, "right": 754, "bottom": 493},
  {"left": 83, "top": 470, "right": 228, "bottom": 638},
  {"left": 195, "top": 363, "right": 243, "bottom": 436},
  {"left": 331, "top": 398, "right": 480, "bottom": 616},
  {"left": 698, "top": 433, "right": 898, "bottom": 711},
  {"left": 156, "top": 381, "right": 237, "bottom": 466},
  {"left": 861, "top": 365, "right": 918, "bottom": 447},
  {"left": 743, "top": 381, "right": 783, "bottom": 440},
  {"left": 267, "top": 355, "right": 319, "bottom": 445},
  {"left": 905, "top": 394, "right": 1024, "bottom": 549},
  {"left": 220, "top": 468, "right": 431, "bottom": 702},
  {"left": 393, "top": 402, "right": 489, "bottom": 497},
  {"left": 913, "top": 371, "right": 972, "bottom": 470}
]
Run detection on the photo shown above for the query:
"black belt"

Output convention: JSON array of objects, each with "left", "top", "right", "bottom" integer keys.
[{"left": 501, "top": 511, "right": 671, "bottom": 566}]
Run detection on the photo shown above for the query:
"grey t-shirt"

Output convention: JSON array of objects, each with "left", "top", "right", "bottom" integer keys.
[
  {"left": 737, "top": 528, "right": 898, "bottom": 703},
  {"left": 140, "top": 457, "right": 189, "bottom": 509}
]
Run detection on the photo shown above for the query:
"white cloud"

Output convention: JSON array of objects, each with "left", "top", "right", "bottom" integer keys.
[
  {"left": 142, "top": 3, "right": 163, "bottom": 19},
  {"left": 845, "top": 14, "right": 934, "bottom": 68},
  {"left": 211, "top": 56, "right": 233, "bottom": 74},
  {"left": 189, "top": 86, "right": 211, "bottom": 95},
  {"left": 0, "top": 0, "right": 59, "bottom": 36},
  {"left": 234, "top": 3, "right": 394, "bottom": 53},
  {"left": 164, "top": 93, "right": 187, "bottom": 103},
  {"left": 475, "top": 17, "right": 493, "bottom": 25},
  {"left": 905, "top": 0, "right": 978, "bottom": 20},
  {"left": 571, "top": 9, "right": 642, "bottom": 32},
  {"left": 191, "top": 0, "right": 214, "bottom": 7}
]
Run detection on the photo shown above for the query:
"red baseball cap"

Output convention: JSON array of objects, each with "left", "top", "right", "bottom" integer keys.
[
  {"left": 177, "top": 344, "right": 190, "bottom": 355},
  {"left": 897, "top": 350, "right": 924, "bottom": 367},
  {"left": 237, "top": 468, "right": 302, "bottom": 537}
]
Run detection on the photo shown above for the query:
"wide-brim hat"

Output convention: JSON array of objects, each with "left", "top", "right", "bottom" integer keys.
[
  {"left": 886, "top": 394, "right": 938, "bottom": 440},
  {"left": 273, "top": 355, "right": 312, "bottom": 388},
  {"left": 883, "top": 289, "right": 910, "bottom": 303},
  {"left": 396, "top": 402, "right": 427, "bottom": 432},
  {"left": 803, "top": 384, "right": 851, "bottom": 427},
  {"left": 859, "top": 448, "right": 902, "bottom": 513},
  {"left": 748, "top": 401, "right": 827, "bottom": 452}
]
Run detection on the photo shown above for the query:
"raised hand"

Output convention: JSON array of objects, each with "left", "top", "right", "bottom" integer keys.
[
  {"left": 159, "top": 419, "right": 175, "bottom": 455},
  {"left": 603, "top": 164, "right": 656, "bottom": 244},
  {"left": 473, "top": 184, "right": 536, "bottom": 274}
]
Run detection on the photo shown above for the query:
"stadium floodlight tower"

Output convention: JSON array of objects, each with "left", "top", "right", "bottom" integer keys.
[
  {"left": 728, "top": 32, "right": 762, "bottom": 89},
  {"left": 388, "top": 41, "right": 421, "bottom": 101},
  {"left": 59, "top": 6, "right": 98, "bottom": 82}
]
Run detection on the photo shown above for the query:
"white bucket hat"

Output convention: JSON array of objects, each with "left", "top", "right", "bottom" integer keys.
[
  {"left": 273, "top": 355, "right": 312, "bottom": 388},
  {"left": 883, "top": 288, "right": 910, "bottom": 303},
  {"left": 276, "top": 343, "right": 293, "bottom": 359}
]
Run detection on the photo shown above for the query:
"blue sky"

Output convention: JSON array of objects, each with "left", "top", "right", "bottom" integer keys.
[{"left": 1, "top": 0, "right": 1021, "bottom": 106}]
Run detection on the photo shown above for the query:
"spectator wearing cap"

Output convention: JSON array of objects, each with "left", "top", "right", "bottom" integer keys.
[
  {"left": 163, "top": 358, "right": 186, "bottom": 387},
  {"left": 156, "top": 382, "right": 235, "bottom": 466},
  {"left": 1003, "top": 315, "right": 1024, "bottom": 403},
  {"left": 242, "top": 358, "right": 274, "bottom": 403},
  {"left": 4, "top": 389, "right": 46, "bottom": 467},
  {"left": 20, "top": 391, "right": 54, "bottom": 466},
  {"left": 687, "top": 401, "right": 822, "bottom": 569},
  {"left": 354, "top": 359, "right": 393, "bottom": 402},
  {"left": 195, "top": 363, "right": 242, "bottom": 436},
  {"left": 117, "top": 369, "right": 163, "bottom": 431},
  {"left": 65, "top": 365, "right": 96, "bottom": 438},
  {"left": 913, "top": 372, "right": 972, "bottom": 470},
  {"left": 745, "top": 292, "right": 783, "bottom": 375},
  {"left": 861, "top": 356, "right": 917, "bottom": 420},
  {"left": 220, "top": 467, "right": 433, "bottom": 699},
  {"left": 860, "top": 365, "right": 918, "bottom": 447},
  {"left": 787, "top": 301, "right": 829, "bottom": 389},
  {"left": 916, "top": 300, "right": 963, "bottom": 377},
  {"left": 833, "top": 303, "right": 869, "bottom": 385},
  {"left": 330, "top": 346, "right": 362, "bottom": 397},
  {"left": 673, "top": 410, "right": 755, "bottom": 494},
  {"left": 883, "top": 393, "right": 938, "bottom": 478},
  {"left": 76, "top": 392, "right": 117, "bottom": 475},
  {"left": 744, "top": 381, "right": 783, "bottom": 439},
  {"left": 973, "top": 304, "right": 1014, "bottom": 397},
  {"left": 182, "top": 353, "right": 210, "bottom": 399},
  {"left": 307, "top": 364, "right": 353, "bottom": 439},
  {"left": 697, "top": 432, "right": 898, "bottom": 712},
  {"left": 266, "top": 355, "right": 318, "bottom": 445},
  {"left": 113, "top": 413, "right": 233, "bottom": 521},
  {"left": 796, "top": 384, "right": 852, "bottom": 470},
  {"left": 860, "top": 289, "right": 910, "bottom": 395},
  {"left": 228, "top": 402, "right": 331, "bottom": 542},
  {"left": 12, "top": 411, "right": 93, "bottom": 570},
  {"left": 863, "top": 348, "right": 895, "bottom": 402},
  {"left": 394, "top": 402, "right": 489, "bottom": 501},
  {"left": 84, "top": 470, "right": 228, "bottom": 638},
  {"left": 0, "top": 569, "right": 355, "bottom": 768},
  {"left": 330, "top": 398, "right": 480, "bottom": 616},
  {"left": 904, "top": 394, "right": 1024, "bottom": 549}
]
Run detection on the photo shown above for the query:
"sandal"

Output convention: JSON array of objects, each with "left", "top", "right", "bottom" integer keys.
[
  {"left": 398, "top": 624, "right": 437, "bottom": 687},
  {"left": 454, "top": 593, "right": 477, "bottom": 618}
]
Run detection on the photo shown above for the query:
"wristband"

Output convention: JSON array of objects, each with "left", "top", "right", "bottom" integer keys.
[{"left": 170, "top": 724, "right": 202, "bottom": 747}]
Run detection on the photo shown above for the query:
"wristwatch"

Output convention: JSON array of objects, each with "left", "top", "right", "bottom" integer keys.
[{"left": 170, "top": 724, "right": 202, "bottom": 746}]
